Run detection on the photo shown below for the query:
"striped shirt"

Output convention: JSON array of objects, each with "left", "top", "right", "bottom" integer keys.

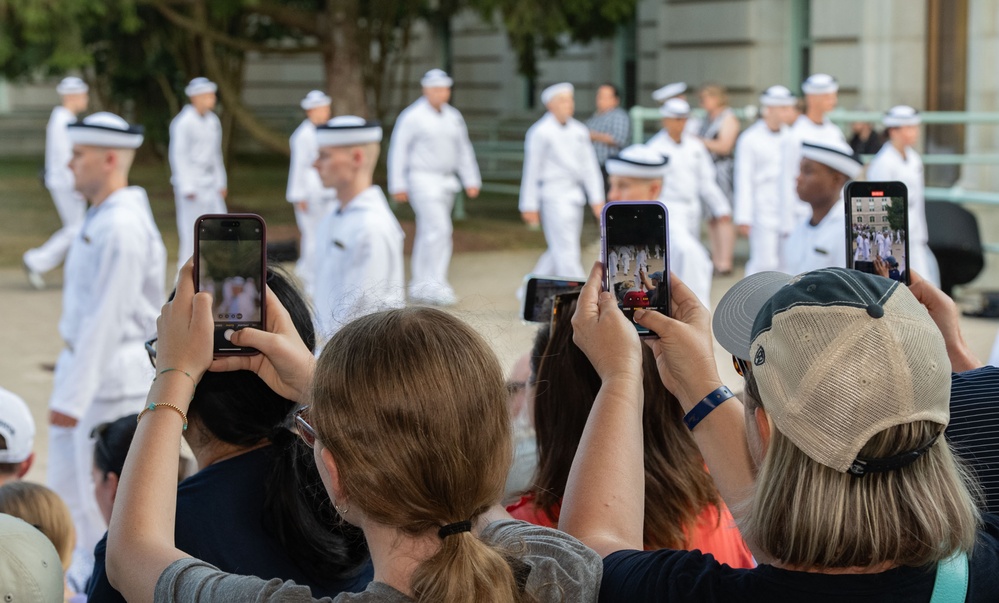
[
  {"left": 586, "top": 107, "right": 631, "bottom": 166},
  {"left": 947, "top": 366, "right": 999, "bottom": 513}
]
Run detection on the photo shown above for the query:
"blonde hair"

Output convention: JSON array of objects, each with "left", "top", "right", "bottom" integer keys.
[
  {"left": 0, "top": 481, "right": 75, "bottom": 570},
  {"left": 699, "top": 83, "right": 729, "bottom": 106},
  {"left": 311, "top": 308, "right": 535, "bottom": 603},
  {"left": 741, "top": 378, "right": 981, "bottom": 568}
]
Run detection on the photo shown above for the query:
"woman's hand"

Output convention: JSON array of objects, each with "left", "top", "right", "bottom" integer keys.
[
  {"left": 571, "top": 262, "right": 643, "bottom": 383},
  {"left": 208, "top": 281, "right": 316, "bottom": 402},
  {"left": 156, "top": 261, "right": 214, "bottom": 383},
  {"left": 634, "top": 272, "right": 722, "bottom": 409}
]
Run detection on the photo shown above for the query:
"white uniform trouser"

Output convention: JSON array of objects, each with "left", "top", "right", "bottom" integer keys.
[
  {"left": 47, "top": 378, "right": 145, "bottom": 589},
  {"left": 670, "top": 227, "right": 713, "bottom": 308},
  {"left": 408, "top": 174, "right": 458, "bottom": 300},
  {"left": 910, "top": 242, "right": 941, "bottom": 287},
  {"left": 744, "top": 224, "right": 781, "bottom": 276},
  {"left": 293, "top": 198, "right": 332, "bottom": 297},
  {"left": 175, "top": 189, "right": 227, "bottom": 272},
  {"left": 531, "top": 199, "right": 586, "bottom": 279},
  {"left": 23, "top": 188, "right": 87, "bottom": 274}
]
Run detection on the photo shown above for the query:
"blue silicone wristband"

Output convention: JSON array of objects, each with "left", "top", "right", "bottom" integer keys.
[{"left": 683, "top": 386, "right": 735, "bottom": 431}]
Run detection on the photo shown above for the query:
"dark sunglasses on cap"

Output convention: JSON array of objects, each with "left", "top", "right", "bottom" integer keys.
[{"left": 732, "top": 354, "right": 751, "bottom": 379}]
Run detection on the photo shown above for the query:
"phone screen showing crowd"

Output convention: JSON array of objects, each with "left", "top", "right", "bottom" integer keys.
[{"left": 603, "top": 202, "right": 670, "bottom": 335}]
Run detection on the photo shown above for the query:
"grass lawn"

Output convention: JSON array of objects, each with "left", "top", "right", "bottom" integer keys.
[{"left": 1, "top": 154, "right": 560, "bottom": 267}]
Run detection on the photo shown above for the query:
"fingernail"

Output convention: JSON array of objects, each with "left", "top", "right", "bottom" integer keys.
[{"left": 634, "top": 309, "right": 647, "bottom": 320}]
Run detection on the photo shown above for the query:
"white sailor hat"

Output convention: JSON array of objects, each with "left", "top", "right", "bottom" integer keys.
[
  {"left": 652, "top": 82, "right": 686, "bottom": 103},
  {"left": 760, "top": 85, "right": 797, "bottom": 107},
  {"left": 185, "top": 77, "right": 218, "bottom": 97},
  {"left": 605, "top": 144, "right": 669, "bottom": 179},
  {"left": 56, "top": 76, "right": 89, "bottom": 95},
  {"left": 801, "top": 73, "right": 839, "bottom": 95},
  {"left": 541, "top": 82, "right": 574, "bottom": 106},
  {"left": 421, "top": 69, "right": 454, "bottom": 88},
  {"left": 67, "top": 112, "right": 144, "bottom": 149},
  {"left": 315, "top": 116, "right": 382, "bottom": 147},
  {"left": 0, "top": 389, "right": 34, "bottom": 464},
  {"left": 801, "top": 140, "right": 863, "bottom": 179},
  {"left": 659, "top": 98, "right": 690, "bottom": 118},
  {"left": 883, "top": 105, "right": 921, "bottom": 127},
  {"left": 300, "top": 90, "right": 332, "bottom": 110}
]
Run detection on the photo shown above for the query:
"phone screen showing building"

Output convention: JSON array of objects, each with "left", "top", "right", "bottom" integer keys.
[{"left": 850, "top": 195, "right": 908, "bottom": 283}]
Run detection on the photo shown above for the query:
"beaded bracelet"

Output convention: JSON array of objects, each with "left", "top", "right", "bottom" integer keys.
[
  {"left": 682, "top": 385, "right": 735, "bottom": 432},
  {"left": 136, "top": 402, "right": 188, "bottom": 431}
]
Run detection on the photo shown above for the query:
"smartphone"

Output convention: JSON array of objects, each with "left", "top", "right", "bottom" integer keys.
[
  {"left": 521, "top": 276, "right": 585, "bottom": 323},
  {"left": 845, "top": 181, "right": 910, "bottom": 285},
  {"left": 194, "top": 214, "right": 267, "bottom": 355},
  {"left": 601, "top": 201, "right": 670, "bottom": 336}
]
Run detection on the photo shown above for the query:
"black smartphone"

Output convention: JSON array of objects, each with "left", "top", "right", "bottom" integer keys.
[
  {"left": 601, "top": 201, "right": 670, "bottom": 336},
  {"left": 845, "top": 181, "right": 910, "bottom": 285},
  {"left": 521, "top": 276, "right": 585, "bottom": 323},
  {"left": 194, "top": 214, "right": 267, "bottom": 355}
]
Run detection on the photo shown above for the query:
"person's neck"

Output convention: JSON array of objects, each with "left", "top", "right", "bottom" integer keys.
[
  {"left": 185, "top": 420, "right": 268, "bottom": 470},
  {"left": 426, "top": 99, "right": 444, "bottom": 113},
  {"left": 336, "top": 178, "right": 373, "bottom": 208},
  {"left": 707, "top": 106, "right": 724, "bottom": 119},
  {"left": 552, "top": 113, "right": 569, "bottom": 126},
  {"left": 764, "top": 118, "right": 782, "bottom": 133},
  {"left": 62, "top": 103, "right": 80, "bottom": 117},
  {"left": 193, "top": 105, "right": 209, "bottom": 117},
  {"left": 669, "top": 131, "right": 683, "bottom": 144},
  {"left": 809, "top": 194, "right": 839, "bottom": 226},
  {"left": 364, "top": 521, "right": 441, "bottom": 596},
  {"left": 891, "top": 138, "right": 908, "bottom": 159},
  {"left": 89, "top": 178, "right": 128, "bottom": 207},
  {"left": 805, "top": 108, "right": 825, "bottom": 126}
]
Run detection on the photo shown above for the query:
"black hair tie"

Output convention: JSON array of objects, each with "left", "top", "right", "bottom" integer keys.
[{"left": 438, "top": 520, "right": 473, "bottom": 539}]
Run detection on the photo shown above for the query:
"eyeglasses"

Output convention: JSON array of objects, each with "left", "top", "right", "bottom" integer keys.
[
  {"left": 732, "top": 354, "right": 751, "bottom": 379},
  {"left": 294, "top": 406, "right": 318, "bottom": 448},
  {"left": 145, "top": 337, "right": 158, "bottom": 368}
]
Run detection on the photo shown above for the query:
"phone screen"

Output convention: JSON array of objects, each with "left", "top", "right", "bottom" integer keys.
[
  {"left": 602, "top": 201, "right": 670, "bottom": 336},
  {"left": 845, "top": 182, "right": 910, "bottom": 285},
  {"left": 522, "top": 277, "right": 584, "bottom": 323},
  {"left": 195, "top": 214, "right": 266, "bottom": 355}
]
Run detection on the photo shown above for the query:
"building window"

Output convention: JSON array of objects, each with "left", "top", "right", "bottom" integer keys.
[
  {"left": 869, "top": 200, "right": 876, "bottom": 211},
  {"left": 856, "top": 202, "right": 863, "bottom": 212},
  {"left": 870, "top": 216, "right": 876, "bottom": 223},
  {"left": 856, "top": 216, "right": 863, "bottom": 223}
]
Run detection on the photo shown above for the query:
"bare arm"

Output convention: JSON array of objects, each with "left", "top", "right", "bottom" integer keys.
[
  {"left": 701, "top": 112, "right": 740, "bottom": 156},
  {"left": 909, "top": 270, "right": 983, "bottom": 372}
]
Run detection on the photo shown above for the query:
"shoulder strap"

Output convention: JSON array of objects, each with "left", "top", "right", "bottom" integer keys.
[{"left": 930, "top": 552, "right": 969, "bottom": 603}]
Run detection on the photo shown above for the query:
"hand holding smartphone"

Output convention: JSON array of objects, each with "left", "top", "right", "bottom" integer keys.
[
  {"left": 845, "top": 181, "right": 910, "bottom": 285},
  {"left": 194, "top": 214, "right": 267, "bottom": 355},
  {"left": 601, "top": 201, "right": 670, "bottom": 336}
]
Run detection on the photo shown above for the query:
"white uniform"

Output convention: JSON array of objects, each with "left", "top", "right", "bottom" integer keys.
[
  {"left": 169, "top": 104, "right": 227, "bottom": 270},
  {"left": 646, "top": 131, "right": 731, "bottom": 241},
  {"left": 669, "top": 222, "right": 713, "bottom": 308},
  {"left": 877, "top": 232, "right": 892, "bottom": 259},
  {"left": 287, "top": 119, "right": 335, "bottom": 295},
  {"left": 607, "top": 249, "right": 618, "bottom": 279},
  {"left": 47, "top": 186, "right": 165, "bottom": 583},
  {"left": 734, "top": 120, "right": 786, "bottom": 275},
  {"left": 780, "top": 116, "right": 846, "bottom": 231},
  {"left": 854, "top": 234, "right": 871, "bottom": 261},
  {"left": 24, "top": 106, "right": 88, "bottom": 274},
  {"left": 520, "top": 113, "right": 605, "bottom": 279},
  {"left": 866, "top": 143, "right": 940, "bottom": 286},
  {"left": 313, "top": 186, "right": 405, "bottom": 341},
  {"left": 388, "top": 97, "right": 481, "bottom": 302},
  {"left": 780, "top": 199, "right": 847, "bottom": 275}
]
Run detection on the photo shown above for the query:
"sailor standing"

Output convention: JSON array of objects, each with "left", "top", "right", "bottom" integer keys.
[
  {"left": 519, "top": 83, "right": 605, "bottom": 279},
  {"left": 646, "top": 98, "right": 732, "bottom": 252},
  {"left": 46, "top": 113, "right": 165, "bottom": 588},
  {"left": 734, "top": 85, "right": 798, "bottom": 275},
  {"left": 651, "top": 81, "right": 702, "bottom": 134},
  {"left": 23, "top": 77, "right": 90, "bottom": 289},
  {"left": 388, "top": 69, "right": 481, "bottom": 305},
  {"left": 781, "top": 141, "right": 863, "bottom": 275},
  {"left": 866, "top": 105, "right": 940, "bottom": 286},
  {"left": 169, "top": 77, "right": 227, "bottom": 271},
  {"left": 780, "top": 74, "right": 847, "bottom": 232},
  {"left": 312, "top": 117, "right": 405, "bottom": 342},
  {"left": 287, "top": 90, "right": 335, "bottom": 296}
]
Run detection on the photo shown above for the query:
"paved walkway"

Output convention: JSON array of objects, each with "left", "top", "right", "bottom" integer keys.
[{"left": 2, "top": 249, "right": 997, "bottom": 484}]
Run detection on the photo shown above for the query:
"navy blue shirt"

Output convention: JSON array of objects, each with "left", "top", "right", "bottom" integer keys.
[
  {"left": 947, "top": 366, "right": 999, "bottom": 513},
  {"left": 88, "top": 445, "right": 372, "bottom": 601}
]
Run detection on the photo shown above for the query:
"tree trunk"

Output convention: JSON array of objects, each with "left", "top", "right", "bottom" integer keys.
[{"left": 323, "top": 0, "right": 368, "bottom": 118}]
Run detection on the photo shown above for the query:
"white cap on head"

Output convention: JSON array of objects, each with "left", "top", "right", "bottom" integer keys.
[
  {"left": 801, "top": 140, "right": 863, "bottom": 179},
  {"left": 541, "top": 82, "right": 574, "bottom": 106},
  {"left": 300, "top": 90, "right": 332, "bottom": 111},
  {"left": 760, "top": 85, "right": 797, "bottom": 107},
  {"left": 652, "top": 82, "right": 687, "bottom": 103},
  {"left": 659, "top": 98, "right": 690, "bottom": 118},
  {"left": 605, "top": 144, "right": 669, "bottom": 179},
  {"left": 801, "top": 73, "right": 839, "bottom": 95},
  {"left": 185, "top": 77, "right": 218, "bottom": 97},
  {"left": 421, "top": 69, "right": 453, "bottom": 88},
  {"left": 56, "top": 76, "right": 89, "bottom": 96},
  {"left": 315, "top": 116, "right": 383, "bottom": 147},
  {"left": 0, "top": 388, "right": 34, "bottom": 464},
  {"left": 67, "top": 112, "right": 144, "bottom": 149},
  {"left": 883, "top": 105, "right": 921, "bottom": 127},
  {"left": 0, "top": 514, "right": 64, "bottom": 602}
]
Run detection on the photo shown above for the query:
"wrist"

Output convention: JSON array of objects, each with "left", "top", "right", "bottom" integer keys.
[
  {"left": 678, "top": 377, "right": 725, "bottom": 413},
  {"left": 148, "top": 372, "right": 197, "bottom": 412}
]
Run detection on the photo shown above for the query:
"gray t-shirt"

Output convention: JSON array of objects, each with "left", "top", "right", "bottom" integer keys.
[{"left": 155, "top": 520, "right": 601, "bottom": 602}]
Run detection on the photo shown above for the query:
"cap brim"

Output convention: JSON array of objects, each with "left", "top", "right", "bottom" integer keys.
[{"left": 712, "top": 271, "right": 793, "bottom": 360}]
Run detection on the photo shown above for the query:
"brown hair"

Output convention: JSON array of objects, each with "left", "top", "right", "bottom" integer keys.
[
  {"left": 311, "top": 307, "right": 535, "bottom": 602},
  {"left": 530, "top": 300, "right": 720, "bottom": 549},
  {"left": 0, "top": 434, "right": 22, "bottom": 476},
  {"left": 0, "top": 481, "right": 75, "bottom": 570}
]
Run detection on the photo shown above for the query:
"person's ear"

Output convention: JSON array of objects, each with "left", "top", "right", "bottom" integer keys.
[
  {"left": 16, "top": 452, "right": 34, "bottom": 479},
  {"left": 319, "top": 447, "right": 347, "bottom": 505}
]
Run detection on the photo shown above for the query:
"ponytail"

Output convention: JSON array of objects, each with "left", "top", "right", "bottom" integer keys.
[{"left": 410, "top": 531, "right": 525, "bottom": 603}]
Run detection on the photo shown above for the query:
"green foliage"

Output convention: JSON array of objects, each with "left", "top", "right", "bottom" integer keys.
[{"left": 887, "top": 196, "right": 907, "bottom": 232}]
